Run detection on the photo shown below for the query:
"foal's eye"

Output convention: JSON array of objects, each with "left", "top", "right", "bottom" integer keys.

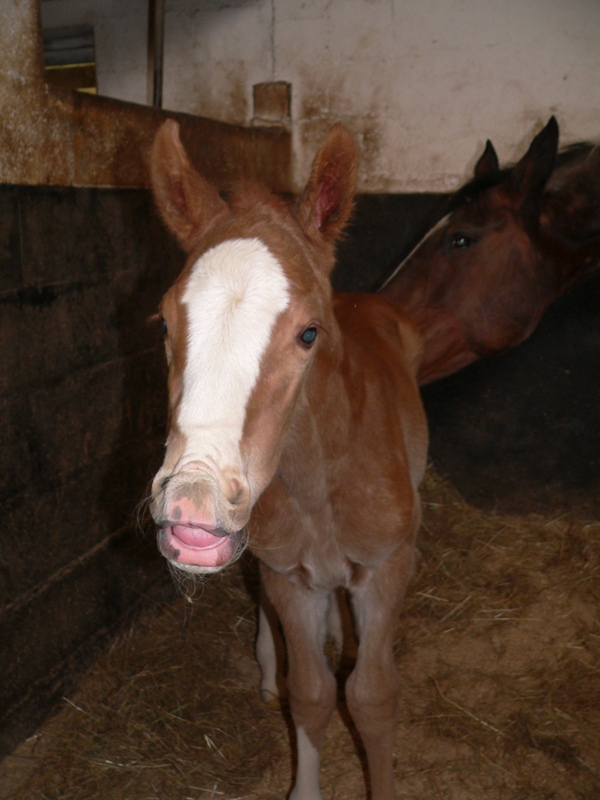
[
  {"left": 449, "top": 232, "right": 476, "bottom": 249},
  {"left": 299, "top": 326, "right": 318, "bottom": 348},
  {"left": 160, "top": 318, "right": 168, "bottom": 335}
]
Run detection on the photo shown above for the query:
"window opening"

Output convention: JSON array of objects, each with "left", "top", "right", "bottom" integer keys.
[{"left": 43, "top": 24, "right": 97, "bottom": 94}]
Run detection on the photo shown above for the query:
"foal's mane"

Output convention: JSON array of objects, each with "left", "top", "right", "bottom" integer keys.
[
  {"left": 447, "top": 171, "right": 506, "bottom": 213},
  {"left": 223, "top": 182, "right": 294, "bottom": 216}
]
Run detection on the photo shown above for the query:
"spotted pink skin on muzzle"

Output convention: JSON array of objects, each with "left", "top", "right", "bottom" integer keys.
[{"left": 151, "top": 472, "right": 249, "bottom": 573}]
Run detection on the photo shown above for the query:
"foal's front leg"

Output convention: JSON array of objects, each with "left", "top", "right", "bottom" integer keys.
[
  {"left": 260, "top": 563, "right": 336, "bottom": 800},
  {"left": 346, "top": 542, "right": 415, "bottom": 800},
  {"left": 256, "top": 583, "right": 285, "bottom": 704}
]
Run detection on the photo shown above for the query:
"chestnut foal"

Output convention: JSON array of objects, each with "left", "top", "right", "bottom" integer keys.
[{"left": 149, "top": 120, "right": 428, "bottom": 800}]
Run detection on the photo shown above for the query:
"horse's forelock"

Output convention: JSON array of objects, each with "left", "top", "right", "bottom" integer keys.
[
  {"left": 225, "top": 183, "right": 293, "bottom": 219},
  {"left": 448, "top": 171, "right": 509, "bottom": 214}
]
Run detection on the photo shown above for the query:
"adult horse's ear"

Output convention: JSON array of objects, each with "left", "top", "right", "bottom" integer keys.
[
  {"left": 474, "top": 140, "right": 499, "bottom": 178},
  {"left": 150, "top": 120, "right": 227, "bottom": 251},
  {"left": 504, "top": 116, "right": 559, "bottom": 214},
  {"left": 297, "top": 123, "right": 358, "bottom": 250}
]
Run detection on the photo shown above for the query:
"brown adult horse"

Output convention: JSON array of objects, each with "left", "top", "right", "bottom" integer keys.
[
  {"left": 380, "top": 117, "right": 600, "bottom": 384},
  {"left": 149, "top": 121, "right": 428, "bottom": 800}
]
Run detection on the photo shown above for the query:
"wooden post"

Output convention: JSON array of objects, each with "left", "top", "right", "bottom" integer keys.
[{"left": 147, "top": 0, "right": 165, "bottom": 108}]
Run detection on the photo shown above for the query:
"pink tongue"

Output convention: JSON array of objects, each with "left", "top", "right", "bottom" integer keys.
[{"left": 172, "top": 525, "right": 223, "bottom": 549}]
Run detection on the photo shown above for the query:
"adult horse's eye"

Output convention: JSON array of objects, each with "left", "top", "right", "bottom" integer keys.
[
  {"left": 160, "top": 318, "right": 168, "bottom": 335},
  {"left": 299, "top": 326, "right": 318, "bottom": 348},
  {"left": 449, "top": 232, "right": 476, "bottom": 249}
]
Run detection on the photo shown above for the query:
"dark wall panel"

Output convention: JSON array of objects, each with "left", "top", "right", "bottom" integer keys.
[{"left": 0, "top": 185, "right": 181, "bottom": 756}]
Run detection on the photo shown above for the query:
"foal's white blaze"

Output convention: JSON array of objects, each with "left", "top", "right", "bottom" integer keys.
[
  {"left": 178, "top": 237, "right": 290, "bottom": 472},
  {"left": 153, "top": 237, "right": 290, "bottom": 572}
]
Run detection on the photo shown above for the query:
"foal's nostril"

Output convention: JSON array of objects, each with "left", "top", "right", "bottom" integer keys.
[{"left": 229, "top": 478, "right": 245, "bottom": 505}]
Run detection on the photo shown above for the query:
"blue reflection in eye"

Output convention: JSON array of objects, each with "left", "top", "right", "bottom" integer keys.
[{"left": 299, "top": 326, "right": 318, "bottom": 347}]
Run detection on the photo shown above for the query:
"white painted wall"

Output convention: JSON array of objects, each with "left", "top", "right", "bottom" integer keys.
[{"left": 41, "top": 0, "right": 600, "bottom": 191}]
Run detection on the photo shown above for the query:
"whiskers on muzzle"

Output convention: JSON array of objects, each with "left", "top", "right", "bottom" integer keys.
[
  {"left": 166, "top": 559, "right": 208, "bottom": 603},
  {"left": 164, "top": 526, "right": 251, "bottom": 602},
  {"left": 134, "top": 487, "right": 156, "bottom": 539}
]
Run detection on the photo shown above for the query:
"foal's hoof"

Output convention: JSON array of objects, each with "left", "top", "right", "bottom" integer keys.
[{"left": 260, "top": 688, "right": 281, "bottom": 709}]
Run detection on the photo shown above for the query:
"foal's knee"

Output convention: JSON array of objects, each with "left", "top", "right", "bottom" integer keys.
[
  {"left": 345, "top": 666, "right": 400, "bottom": 730},
  {"left": 288, "top": 663, "right": 337, "bottom": 728}
]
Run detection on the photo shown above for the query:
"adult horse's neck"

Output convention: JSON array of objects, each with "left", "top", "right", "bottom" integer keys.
[
  {"left": 540, "top": 216, "right": 600, "bottom": 297},
  {"left": 540, "top": 148, "right": 600, "bottom": 291},
  {"left": 538, "top": 229, "right": 600, "bottom": 302}
]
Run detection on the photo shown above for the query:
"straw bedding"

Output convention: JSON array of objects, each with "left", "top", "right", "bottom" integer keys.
[{"left": 3, "top": 467, "right": 599, "bottom": 799}]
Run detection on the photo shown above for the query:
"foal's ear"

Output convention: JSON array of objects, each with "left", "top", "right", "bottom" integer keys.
[
  {"left": 297, "top": 123, "right": 358, "bottom": 249},
  {"left": 150, "top": 120, "right": 227, "bottom": 251},
  {"left": 505, "top": 116, "right": 559, "bottom": 213},
  {"left": 474, "top": 140, "right": 499, "bottom": 178}
]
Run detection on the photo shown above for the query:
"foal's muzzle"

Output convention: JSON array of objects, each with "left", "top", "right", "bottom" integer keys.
[{"left": 150, "top": 466, "right": 250, "bottom": 574}]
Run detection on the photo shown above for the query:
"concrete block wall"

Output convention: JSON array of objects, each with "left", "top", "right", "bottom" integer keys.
[{"left": 0, "top": 184, "right": 183, "bottom": 755}]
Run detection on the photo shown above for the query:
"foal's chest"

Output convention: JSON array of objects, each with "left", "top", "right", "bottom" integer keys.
[{"left": 251, "top": 490, "right": 395, "bottom": 590}]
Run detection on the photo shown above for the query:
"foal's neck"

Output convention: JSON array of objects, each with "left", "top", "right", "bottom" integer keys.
[{"left": 276, "top": 324, "right": 351, "bottom": 508}]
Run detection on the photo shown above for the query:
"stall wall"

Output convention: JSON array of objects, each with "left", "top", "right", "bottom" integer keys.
[
  {"left": 0, "top": 184, "right": 183, "bottom": 755},
  {"left": 42, "top": 0, "right": 600, "bottom": 191}
]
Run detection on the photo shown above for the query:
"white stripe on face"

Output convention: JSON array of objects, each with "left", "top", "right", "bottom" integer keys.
[{"left": 178, "top": 237, "right": 290, "bottom": 472}]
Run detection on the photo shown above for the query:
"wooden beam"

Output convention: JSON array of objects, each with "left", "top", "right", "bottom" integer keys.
[{"left": 147, "top": 0, "right": 165, "bottom": 108}]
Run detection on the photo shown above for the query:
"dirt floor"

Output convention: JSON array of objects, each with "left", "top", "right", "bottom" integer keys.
[{"left": 2, "top": 468, "right": 599, "bottom": 800}]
